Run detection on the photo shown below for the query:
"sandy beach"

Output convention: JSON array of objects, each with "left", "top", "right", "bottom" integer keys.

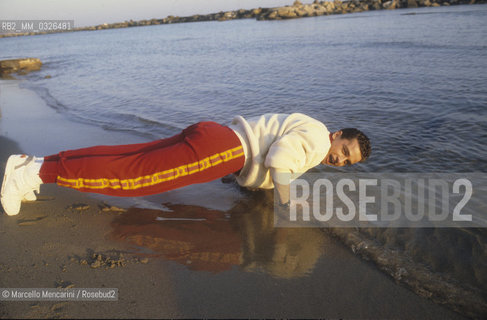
[{"left": 0, "top": 80, "right": 467, "bottom": 318}]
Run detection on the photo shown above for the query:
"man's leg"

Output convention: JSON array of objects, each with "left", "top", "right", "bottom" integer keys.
[
  {"left": 38, "top": 132, "right": 186, "bottom": 188},
  {"left": 1, "top": 122, "right": 245, "bottom": 215}
]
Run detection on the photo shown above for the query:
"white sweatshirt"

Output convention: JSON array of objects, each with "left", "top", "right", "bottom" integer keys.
[{"left": 229, "top": 113, "right": 331, "bottom": 189}]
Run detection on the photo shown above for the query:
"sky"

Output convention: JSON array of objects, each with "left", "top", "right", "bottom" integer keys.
[{"left": 0, "top": 0, "right": 298, "bottom": 27}]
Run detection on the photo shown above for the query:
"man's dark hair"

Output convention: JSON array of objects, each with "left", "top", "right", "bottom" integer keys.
[{"left": 340, "top": 128, "right": 371, "bottom": 162}]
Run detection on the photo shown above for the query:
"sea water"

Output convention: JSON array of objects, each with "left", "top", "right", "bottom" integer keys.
[{"left": 1, "top": 4, "right": 486, "bottom": 317}]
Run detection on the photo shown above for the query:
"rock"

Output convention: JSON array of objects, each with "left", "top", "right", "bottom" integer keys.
[
  {"left": 0, "top": 58, "right": 42, "bottom": 78},
  {"left": 293, "top": 6, "right": 306, "bottom": 15},
  {"left": 236, "top": 9, "right": 252, "bottom": 18},
  {"left": 90, "top": 260, "right": 102, "bottom": 268},
  {"left": 334, "top": 0, "right": 343, "bottom": 7},
  {"left": 223, "top": 11, "right": 235, "bottom": 19},
  {"left": 277, "top": 7, "right": 298, "bottom": 19},
  {"left": 76, "top": 251, "right": 135, "bottom": 269},
  {"left": 302, "top": 4, "right": 316, "bottom": 15},
  {"left": 340, "top": 2, "right": 351, "bottom": 12},
  {"left": 369, "top": 0, "right": 382, "bottom": 9},
  {"left": 357, "top": 2, "right": 369, "bottom": 10},
  {"left": 407, "top": 0, "right": 419, "bottom": 6},
  {"left": 320, "top": 6, "right": 331, "bottom": 14},
  {"left": 418, "top": 0, "right": 432, "bottom": 6},
  {"left": 333, "top": 0, "right": 348, "bottom": 13},
  {"left": 267, "top": 11, "right": 278, "bottom": 19},
  {"left": 323, "top": 1, "right": 336, "bottom": 11},
  {"left": 293, "top": 0, "right": 303, "bottom": 6},
  {"left": 383, "top": 0, "right": 399, "bottom": 9},
  {"left": 295, "top": 8, "right": 308, "bottom": 16},
  {"left": 67, "top": 203, "right": 90, "bottom": 211},
  {"left": 432, "top": 2, "right": 441, "bottom": 5},
  {"left": 315, "top": 5, "right": 328, "bottom": 15},
  {"left": 100, "top": 204, "right": 127, "bottom": 213}
]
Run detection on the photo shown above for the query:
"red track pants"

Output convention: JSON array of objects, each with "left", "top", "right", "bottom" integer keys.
[{"left": 39, "top": 122, "right": 245, "bottom": 197}]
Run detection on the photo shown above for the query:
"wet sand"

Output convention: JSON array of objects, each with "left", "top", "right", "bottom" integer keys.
[{"left": 0, "top": 80, "right": 466, "bottom": 318}]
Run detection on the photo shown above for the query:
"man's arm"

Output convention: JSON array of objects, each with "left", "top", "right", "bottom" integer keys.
[
  {"left": 271, "top": 167, "right": 291, "bottom": 205},
  {"left": 274, "top": 181, "right": 290, "bottom": 205}
]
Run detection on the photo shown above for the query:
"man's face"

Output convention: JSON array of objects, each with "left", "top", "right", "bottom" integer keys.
[{"left": 322, "top": 131, "right": 362, "bottom": 167}]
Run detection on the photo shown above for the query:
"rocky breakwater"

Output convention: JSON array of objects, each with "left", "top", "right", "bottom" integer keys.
[
  {"left": 257, "top": 0, "right": 486, "bottom": 20},
  {"left": 86, "top": 8, "right": 268, "bottom": 28},
  {"left": 87, "top": 0, "right": 487, "bottom": 26},
  {"left": 0, "top": 0, "right": 486, "bottom": 38},
  {"left": 0, "top": 58, "right": 42, "bottom": 79}
]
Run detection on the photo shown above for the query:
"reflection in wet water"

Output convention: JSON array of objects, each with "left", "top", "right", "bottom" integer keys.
[
  {"left": 110, "top": 190, "right": 325, "bottom": 278},
  {"left": 109, "top": 187, "right": 486, "bottom": 316}
]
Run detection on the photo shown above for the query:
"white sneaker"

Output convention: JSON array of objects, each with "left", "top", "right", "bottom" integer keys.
[{"left": 1, "top": 155, "right": 43, "bottom": 216}]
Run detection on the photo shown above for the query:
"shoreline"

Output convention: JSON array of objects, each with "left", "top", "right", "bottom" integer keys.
[
  {"left": 1, "top": 1, "right": 486, "bottom": 38},
  {"left": 0, "top": 81, "right": 469, "bottom": 318}
]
